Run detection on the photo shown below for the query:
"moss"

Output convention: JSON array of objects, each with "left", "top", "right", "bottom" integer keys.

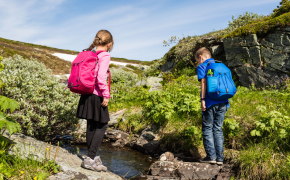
[
  {"left": 224, "top": 12, "right": 290, "bottom": 38},
  {"left": 223, "top": 1, "right": 290, "bottom": 38}
]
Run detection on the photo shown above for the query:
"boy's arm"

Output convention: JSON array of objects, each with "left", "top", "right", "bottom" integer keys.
[{"left": 201, "top": 78, "right": 207, "bottom": 111}]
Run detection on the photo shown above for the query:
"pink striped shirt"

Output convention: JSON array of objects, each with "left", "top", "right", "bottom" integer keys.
[{"left": 93, "top": 52, "right": 110, "bottom": 98}]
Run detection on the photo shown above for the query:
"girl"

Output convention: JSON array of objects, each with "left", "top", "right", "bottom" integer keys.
[{"left": 77, "top": 30, "right": 113, "bottom": 172}]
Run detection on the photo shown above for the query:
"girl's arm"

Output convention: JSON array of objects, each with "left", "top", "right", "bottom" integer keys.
[{"left": 97, "top": 53, "right": 110, "bottom": 98}]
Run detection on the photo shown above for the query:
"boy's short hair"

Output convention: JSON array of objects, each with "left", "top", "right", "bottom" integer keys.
[{"left": 195, "top": 47, "right": 212, "bottom": 60}]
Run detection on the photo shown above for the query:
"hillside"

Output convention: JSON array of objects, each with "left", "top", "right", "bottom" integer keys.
[{"left": 0, "top": 37, "right": 153, "bottom": 75}]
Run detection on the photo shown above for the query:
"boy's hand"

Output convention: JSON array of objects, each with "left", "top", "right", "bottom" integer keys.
[{"left": 201, "top": 100, "right": 206, "bottom": 111}]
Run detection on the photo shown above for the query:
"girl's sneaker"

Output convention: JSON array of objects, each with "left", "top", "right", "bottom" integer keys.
[
  {"left": 200, "top": 157, "right": 216, "bottom": 164},
  {"left": 94, "top": 156, "right": 108, "bottom": 172},
  {"left": 81, "top": 157, "right": 103, "bottom": 172}
]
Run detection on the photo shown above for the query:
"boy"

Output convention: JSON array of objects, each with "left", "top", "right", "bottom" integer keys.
[{"left": 195, "top": 47, "right": 229, "bottom": 165}]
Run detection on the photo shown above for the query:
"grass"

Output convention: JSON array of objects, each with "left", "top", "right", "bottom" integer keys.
[
  {"left": 0, "top": 37, "right": 74, "bottom": 75},
  {"left": 0, "top": 136, "right": 61, "bottom": 180},
  {"left": 0, "top": 36, "right": 153, "bottom": 75},
  {"left": 108, "top": 71, "right": 290, "bottom": 179},
  {"left": 111, "top": 57, "right": 154, "bottom": 66}
]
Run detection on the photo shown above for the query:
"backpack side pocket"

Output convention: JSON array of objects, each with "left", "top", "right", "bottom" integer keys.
[{"left": 207, "top": 76, "right": 218, "bottom": 95}]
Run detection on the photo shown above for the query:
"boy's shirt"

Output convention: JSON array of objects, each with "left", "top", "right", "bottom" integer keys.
[{"left": 196, "top": 58, "right": 229, "bottom": 110}]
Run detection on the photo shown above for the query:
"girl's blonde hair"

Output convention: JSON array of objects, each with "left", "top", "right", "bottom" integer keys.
[{"left": 87, "top": 30, "right": 114, "bottom": 52}]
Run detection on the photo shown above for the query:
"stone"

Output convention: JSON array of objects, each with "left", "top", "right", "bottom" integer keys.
[
  {"left": 261, "top": 39, "right": 274, "bottom": 48},
  {"left": 245, "top": 34, "right": 260, "bottom": 46},
  {"left": 223, "top": 34, "right": 259, "bottom": 47},
  {"left": 104, "top": 130, "right": 129, "bottom": 141},
  {"left": 134, "top": 125, "right": 161, "bottom": 154},
  {"left": 112, "top": 138, "right": 129, "bottom": 148},
  {"left": 266, "top": 31, "right": 284, "bottom": 46},
  {"left": 210, "top": 45, "right": 224, "bottom": 56},
  {"left": 159, "top": 152, "right": 175, "bottom": 161},
  {"left": 283, "top": 26, "right": 290, "bottom": 32},
  {"left": 249, "top": 46, "right": 261, "bottom": 65},
  {"left": 161, "top": 60, "right": 176, "bottom": 72},
  {"left": 224, "top": 47, "right": 250, "bottom": 67},
  {"left": 149, "top": 160, "right": 221, "bottom": 180},
  {"left": 135, "top": 80, "right": 147, "bottom": 86},
  {"left": 108, "top": 109, "right": 127, "bottom": 126},
  {"left": 146, "top": 77, "right": 163, "bottom": 92},
  {"left": 3, "top": 132, "right": 123, "bottom": 180},
  {"left": 261, "top": 47, "right": 288, "bottom": 70},
  {"left": 147, "top": 77, "right": 163, "bottom": 85},
  {"left": 148, "top": 83, "right": 162, "bottom": 92},
  {"left": 204, "top": 37, "right": 216, "bottom": 47},
  {"left": 282, "top": 33, "right": 290, "bottom": 46},
  {"left": 234, "top": 65, "right": 282, "bottom": 88}
]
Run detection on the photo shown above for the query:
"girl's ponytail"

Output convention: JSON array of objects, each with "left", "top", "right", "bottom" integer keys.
[{"left": 86, "top": 30, "right": 114, "bottom": 52}]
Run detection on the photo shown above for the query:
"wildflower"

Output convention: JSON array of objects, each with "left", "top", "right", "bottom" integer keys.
[
  {"left": 34, "top": 177, "right": 37, "bottom": 180},
  {"left": 21, "top": 171, "right": 24, "bottom": 174}
]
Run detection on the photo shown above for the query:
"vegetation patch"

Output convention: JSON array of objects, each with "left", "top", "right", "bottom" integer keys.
[
  {"left": 224, "top": 0, "right": 290, "bottom": 38},
  {"left": 0, "top": 55, "right": 79, "bottom": 140}
]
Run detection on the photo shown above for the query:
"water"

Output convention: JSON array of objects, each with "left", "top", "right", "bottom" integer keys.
[{"left": 73, "top": 143, "right": 153, "bottom": 179}]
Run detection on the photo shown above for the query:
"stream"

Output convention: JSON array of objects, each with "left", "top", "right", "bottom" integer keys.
[{"left": 72, "top": 143, "right": 153, "bottom": 179}]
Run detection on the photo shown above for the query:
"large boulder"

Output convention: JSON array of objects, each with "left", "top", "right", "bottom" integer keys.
[
  {"left": 135, "top": 152, "right": 228, "bottom": 180},
  {"left": 3, "top": 131, "right": 123, "bottom": 180},
  {"left": 223, "top": 30, "right": 290, "bottom": 87}
]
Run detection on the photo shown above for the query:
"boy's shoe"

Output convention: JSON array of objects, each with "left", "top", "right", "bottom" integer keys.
[
  {"left": 94, "top": 156, "right": 108, "bottom": 172},
  {"left": 216, "top": 159, "right": 223, "bottom": 165},
  {"left": 200, "top": 157, "right": 216, "bottom": 164},
  {"left": 81, "top": 157, "right": 102, "bottom": 172}
]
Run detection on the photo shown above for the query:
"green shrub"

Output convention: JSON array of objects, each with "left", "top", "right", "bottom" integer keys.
[
  {"left": 0, "top": 55, "right": 79, "bottom": 140},
  {"left": 224, "top": 0, "right": 290, "bottom": 38},
  {"left": 110, "top": 67, "right": 138, "bottom": 84},
  {"left": 143, "top": 58, "right": 164, "bottom": 77}
]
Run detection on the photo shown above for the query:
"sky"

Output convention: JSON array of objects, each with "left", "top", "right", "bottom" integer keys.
[{"left": 0, "top": 0, "right": 280, "bottom": 61}]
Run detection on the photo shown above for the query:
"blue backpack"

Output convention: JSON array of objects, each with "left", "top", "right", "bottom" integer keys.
[{"left": 206, "top": 60, "right": 237, "bottom": 101}]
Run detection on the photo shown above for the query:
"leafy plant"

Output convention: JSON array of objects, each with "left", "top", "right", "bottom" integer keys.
[{"left": 0, "top": 55, "right": 79, "bottom": 140}]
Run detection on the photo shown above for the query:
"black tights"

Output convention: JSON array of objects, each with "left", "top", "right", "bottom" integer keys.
[{"left": 86, "top": 120, "right": 108, "bottom": 159}]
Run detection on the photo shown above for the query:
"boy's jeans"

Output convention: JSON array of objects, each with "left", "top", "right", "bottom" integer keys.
[{"left": 202, "top": 102, "right": 227, "bottom": 161}]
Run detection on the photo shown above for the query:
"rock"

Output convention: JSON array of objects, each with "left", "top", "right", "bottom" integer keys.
[
  {"left": 159, "top": 152, "right": 175, "bottom": 161},
  {"left": 149, "top": 160, "right": 221, "bottom": 180},
  {"left": 134, "top": 125, "right": 161, "bottom": 154},
  {"left": 104, "top": 130, "right": 129, "bottom": 141},
  {"left": 48, "top": 171, "right": 89, "bottom": 180},
  {"left": 3, "top": 132, "right": 123, "bottom": 180},
  {"left": 135, "top": 80, "right": 147, "bottom": 86},
  {"left": 204, "top": 37, "right": 216, "bottom": 47},
  {"left": 147, "top": 77, "right": 163, "bottom": 92},
  {"left": 249, "top": 46, "right": 261, "bottom": 65},
  {"left": 266, "top": 31, "right": 284, "bottom": 46},
  {"left": 160, "top": 60, "right": 175, "bottom": 72},
  {"left": 149, "top": 83, "right": 162, "bottom": 92},
  {"left": 146, "top": 77, "right": 163, "bottom": 85},
  {"left": 108, "top": 109, "right": 127, "bottom": 126},
  {"left": 111, "top": 138, "right": 129, "bottom": 148},
  {"left": 210, "top": 45, "right": 224, "bottom": 56}
]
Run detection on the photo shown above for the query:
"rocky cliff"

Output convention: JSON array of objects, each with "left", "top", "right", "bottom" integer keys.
[{"left": 161, "top": 27, "right": 290, "bottom": 88}]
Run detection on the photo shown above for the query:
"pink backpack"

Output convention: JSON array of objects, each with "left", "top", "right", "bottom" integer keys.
[{"left": 68, "top": 50, "right": 111, "bottom": 95}]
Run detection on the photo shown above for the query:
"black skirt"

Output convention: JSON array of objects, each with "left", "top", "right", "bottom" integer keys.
[{"left": 76, "top": 94, "right": 110, "bottom": 123}]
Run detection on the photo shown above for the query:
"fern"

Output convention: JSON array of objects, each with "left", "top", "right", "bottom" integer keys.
[
  {"left": 0, "top": 96, "right": 19, "bottom": 113},
  {"left": 0, "top": 112, "right": 21, "bottom": 135}
]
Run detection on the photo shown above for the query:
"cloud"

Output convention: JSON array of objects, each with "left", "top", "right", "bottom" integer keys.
[{"left": 0, "top": 0, "right": 280, "bottom": 60}]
